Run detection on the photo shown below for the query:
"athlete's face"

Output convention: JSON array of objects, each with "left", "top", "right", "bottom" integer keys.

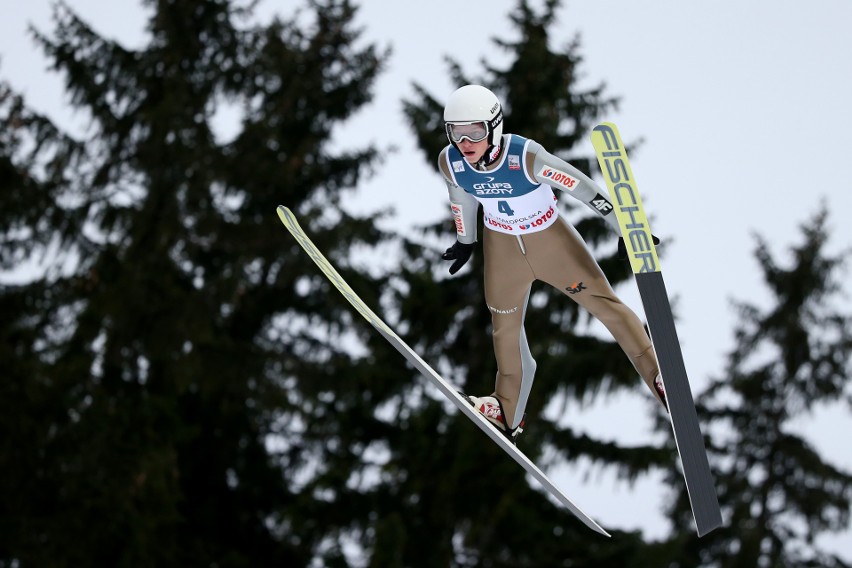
[{"left": 458, "top": 138, "right": 489, "bottom": 164}]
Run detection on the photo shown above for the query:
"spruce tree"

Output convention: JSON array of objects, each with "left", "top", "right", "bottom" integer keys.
[
  {"left": 0, "top": 1, "right": 391, "bottom": 565},
  {"left": 662, "top": 208, "right": 852, "bottom": 568}
]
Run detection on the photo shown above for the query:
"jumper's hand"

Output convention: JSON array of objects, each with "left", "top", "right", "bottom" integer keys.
[
  {"left": 442, "top": 241, "right": 475, "bottom": 275},
  {"left": 617, "top": 235, "right": 660, "bottom": 260}
]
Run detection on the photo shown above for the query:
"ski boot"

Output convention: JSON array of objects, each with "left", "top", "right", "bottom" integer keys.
[
  {"left": 460, "top": 394, "right": 525, "bottom": 444},
  {"left": 654, "top": 373, "right": 668, "bottom": 412}
]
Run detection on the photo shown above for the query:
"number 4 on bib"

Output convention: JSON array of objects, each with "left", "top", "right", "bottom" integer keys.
[
  {"left": 498, "top": 200, "right": 515, "bottom": 216},
  {"left": 591, "top": 122, "right": 723, "bottom": 537}
]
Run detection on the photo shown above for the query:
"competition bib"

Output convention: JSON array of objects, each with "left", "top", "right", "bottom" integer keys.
[
  {"left": 480, "top": 191, "right": 558, "bottom": 234},
  {"left": 448, "top": 134, "right": 560, "bottom": 235}
]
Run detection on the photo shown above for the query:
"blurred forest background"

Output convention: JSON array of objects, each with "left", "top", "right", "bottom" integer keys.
[{"left": 1, "top": 1, "right": 850, "bottom": 566}]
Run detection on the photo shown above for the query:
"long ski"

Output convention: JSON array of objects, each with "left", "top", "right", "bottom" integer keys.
[
  {"left": 277, "top": 205, "right": 610, "bottom": 537},
  {"left": 590, "top": 123, "right": 723, "bottom": 536}
]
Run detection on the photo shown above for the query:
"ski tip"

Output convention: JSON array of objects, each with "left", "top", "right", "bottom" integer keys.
[{"left": 276, "top": 205, "right": 295, "bottom": 225}]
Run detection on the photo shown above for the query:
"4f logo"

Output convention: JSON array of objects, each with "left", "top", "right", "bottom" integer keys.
[
  {"left": 591, "top": 193, "right": 613, "bottom": 215},
  {"left": 566, "top": 281, "right": 586, "bottom": 295}
]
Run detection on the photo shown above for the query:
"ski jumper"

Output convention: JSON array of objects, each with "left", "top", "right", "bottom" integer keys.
[{"left": 438, "top": 134, "right": 662, "bottom": 429}]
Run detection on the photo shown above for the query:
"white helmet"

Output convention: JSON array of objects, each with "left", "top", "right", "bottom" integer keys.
[{"left": 443, "top": 85, "right": 504, "bottom": 148}]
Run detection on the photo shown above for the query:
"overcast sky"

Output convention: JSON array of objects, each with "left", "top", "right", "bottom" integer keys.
[{"left": 2, "top": 0, "right": 850, "bottom": 559}]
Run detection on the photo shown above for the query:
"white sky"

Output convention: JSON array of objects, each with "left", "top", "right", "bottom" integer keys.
[{"left": 2, "top": 0, "right": 850, "bottom": 559}]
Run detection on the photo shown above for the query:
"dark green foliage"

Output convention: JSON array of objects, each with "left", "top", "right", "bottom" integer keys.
[
  {"left": 661, "top": 207, "right": 852, "bottom": 567},
  {"left": 0, "top": 0, "right": 390, "bottom": 565}
]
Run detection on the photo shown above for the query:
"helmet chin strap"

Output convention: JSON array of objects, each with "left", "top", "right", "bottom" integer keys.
[{"left": 474, "top": 137, "right": 503, "bottom": 170}]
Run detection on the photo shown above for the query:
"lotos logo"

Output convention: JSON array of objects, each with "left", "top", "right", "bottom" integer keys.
[
  {"left": 538, "top": 166, "right": 578, "bottom": 190},
  {"left": 513, "top": 208, "right": 555, "bottom": 231},
  {"left": 518, "top": 206, "right": 555, "bottom": 230},
  {"left": 451, "top": 203, "right": 466, "bottom": 236},
  {"left": 485, "top": 217, "right": 513, "bottom": 231}
]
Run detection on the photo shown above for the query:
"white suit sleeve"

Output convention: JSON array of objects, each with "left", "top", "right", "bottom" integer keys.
[
  {"left": 526, "top": 140, "right": 621, "bottom": 235},
  {"left": 438, "top": 148, "right": 479, "bottom": 244}
]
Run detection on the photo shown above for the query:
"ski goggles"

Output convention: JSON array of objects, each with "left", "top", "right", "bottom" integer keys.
[{"left": 446, "top": 121, "right": 489, "bottom": 143}]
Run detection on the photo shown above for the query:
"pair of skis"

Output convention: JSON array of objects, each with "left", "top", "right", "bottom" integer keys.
[{"left": 277, "top": 122, "right": 722, "bottom": 537}]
